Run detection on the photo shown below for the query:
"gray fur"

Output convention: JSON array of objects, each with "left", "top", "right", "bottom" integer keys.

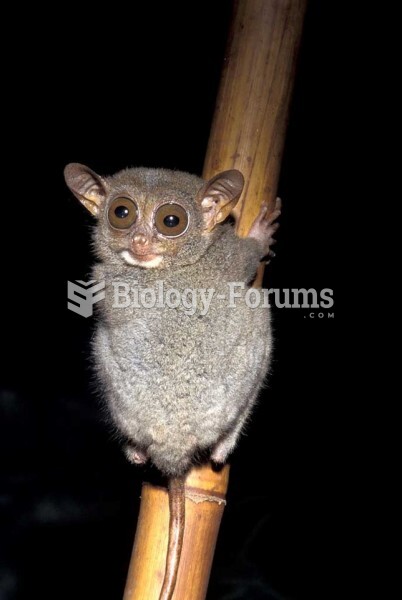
[{"left": 65, "top": 165, "right": 277, "bottom": 476}]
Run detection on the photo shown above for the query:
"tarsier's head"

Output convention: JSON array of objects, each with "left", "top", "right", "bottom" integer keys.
[{"left": 64, "top": 164, "right": 244, "bottom": 269}]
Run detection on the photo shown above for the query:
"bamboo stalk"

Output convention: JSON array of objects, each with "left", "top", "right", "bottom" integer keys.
[
  {"left": 204, "top": 0, "right": 307, "bottom": 233},
  {"left": 124, "top": 465, "right": 229, "bottom": 599},
  {"left": 123, "top": 1, "right": 306, "bottom": 598}
]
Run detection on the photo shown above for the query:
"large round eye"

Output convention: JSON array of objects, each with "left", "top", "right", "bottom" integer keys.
[
  {"left": 155, "top": 204, "right": 189, "bottom": 237},
  {"left": 108, "top": 197, "right": 137, "bottom": 229}
]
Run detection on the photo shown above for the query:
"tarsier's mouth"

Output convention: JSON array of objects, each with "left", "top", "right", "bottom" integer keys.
[
  {"left": 130, "top": 243, "right": 160, "bottom": 258},
  {"left": 120, "top": 250, "right": 163, "bottom": 269},
  {"left": 131, "top": 251, "right": 159, "bottom": 260}
]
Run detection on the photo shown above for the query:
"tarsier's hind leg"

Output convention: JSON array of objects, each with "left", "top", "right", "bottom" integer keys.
[
  {"left": 211, "top": 408, "right": 252, "bottom": 464},
  {"left": 211, "top": 390, "right": 260, "bottom": 465}
]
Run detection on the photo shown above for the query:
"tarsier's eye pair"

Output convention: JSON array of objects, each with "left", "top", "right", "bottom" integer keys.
[{"left": 108, "top": 198, "right": 189, "bottom": 237}]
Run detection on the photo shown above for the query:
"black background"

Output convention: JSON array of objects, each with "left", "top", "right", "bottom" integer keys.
[{"left": 1, "top": 2, "right": 340, "bottom": 599}]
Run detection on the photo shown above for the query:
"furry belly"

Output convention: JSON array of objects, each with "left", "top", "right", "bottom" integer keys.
[{"left": 93, "top": 307, "right": 271, "bottom": 470}]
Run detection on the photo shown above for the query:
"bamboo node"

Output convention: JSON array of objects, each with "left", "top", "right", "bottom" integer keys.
[{"left": 185, "top": 486, "right": 227, "bottom": 506}]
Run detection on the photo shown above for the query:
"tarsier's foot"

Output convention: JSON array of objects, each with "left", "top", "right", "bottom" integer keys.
[
  {"left": 248, "top": 197, "right": 282, "bottom": 258},
  {"left": 124, "top": 444, "right": 148, "bottom": 465},
  {"left": 211, "top": 436, "right": 237, "bottom": 465}
]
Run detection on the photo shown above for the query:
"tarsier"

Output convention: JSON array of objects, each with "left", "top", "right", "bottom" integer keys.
[{"left": 65, "top": 163, "right": 281, "bottom": 600}]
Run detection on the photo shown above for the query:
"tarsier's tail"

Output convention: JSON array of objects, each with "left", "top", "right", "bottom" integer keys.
[{"left": 159, "top": 476, "right": 186, "bottom": 600}]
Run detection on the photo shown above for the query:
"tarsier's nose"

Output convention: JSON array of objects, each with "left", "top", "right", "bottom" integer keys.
[{"left": 132, "top": 233, "right": 148, "bottom": 246}]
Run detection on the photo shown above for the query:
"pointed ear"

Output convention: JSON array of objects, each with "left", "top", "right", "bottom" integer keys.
[
  {"left": 198, "top": 170, "right": 244, "bottom": 232},
  {"left": 64, "top": 163, "right": 108, "bottom": 216}
]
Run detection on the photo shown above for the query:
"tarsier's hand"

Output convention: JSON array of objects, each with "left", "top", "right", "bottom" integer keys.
[{"left": 248, "top": 197, "right": 281, "bottom": 259}]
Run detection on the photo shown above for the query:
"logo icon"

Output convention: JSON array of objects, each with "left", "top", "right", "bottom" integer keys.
[{"left": 67, "top": 280, "right": 105, "bottom": 318}]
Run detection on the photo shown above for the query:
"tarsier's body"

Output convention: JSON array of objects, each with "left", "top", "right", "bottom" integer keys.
[{"left": 65, "top": 164, "right": 280, "bottom": 599}]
